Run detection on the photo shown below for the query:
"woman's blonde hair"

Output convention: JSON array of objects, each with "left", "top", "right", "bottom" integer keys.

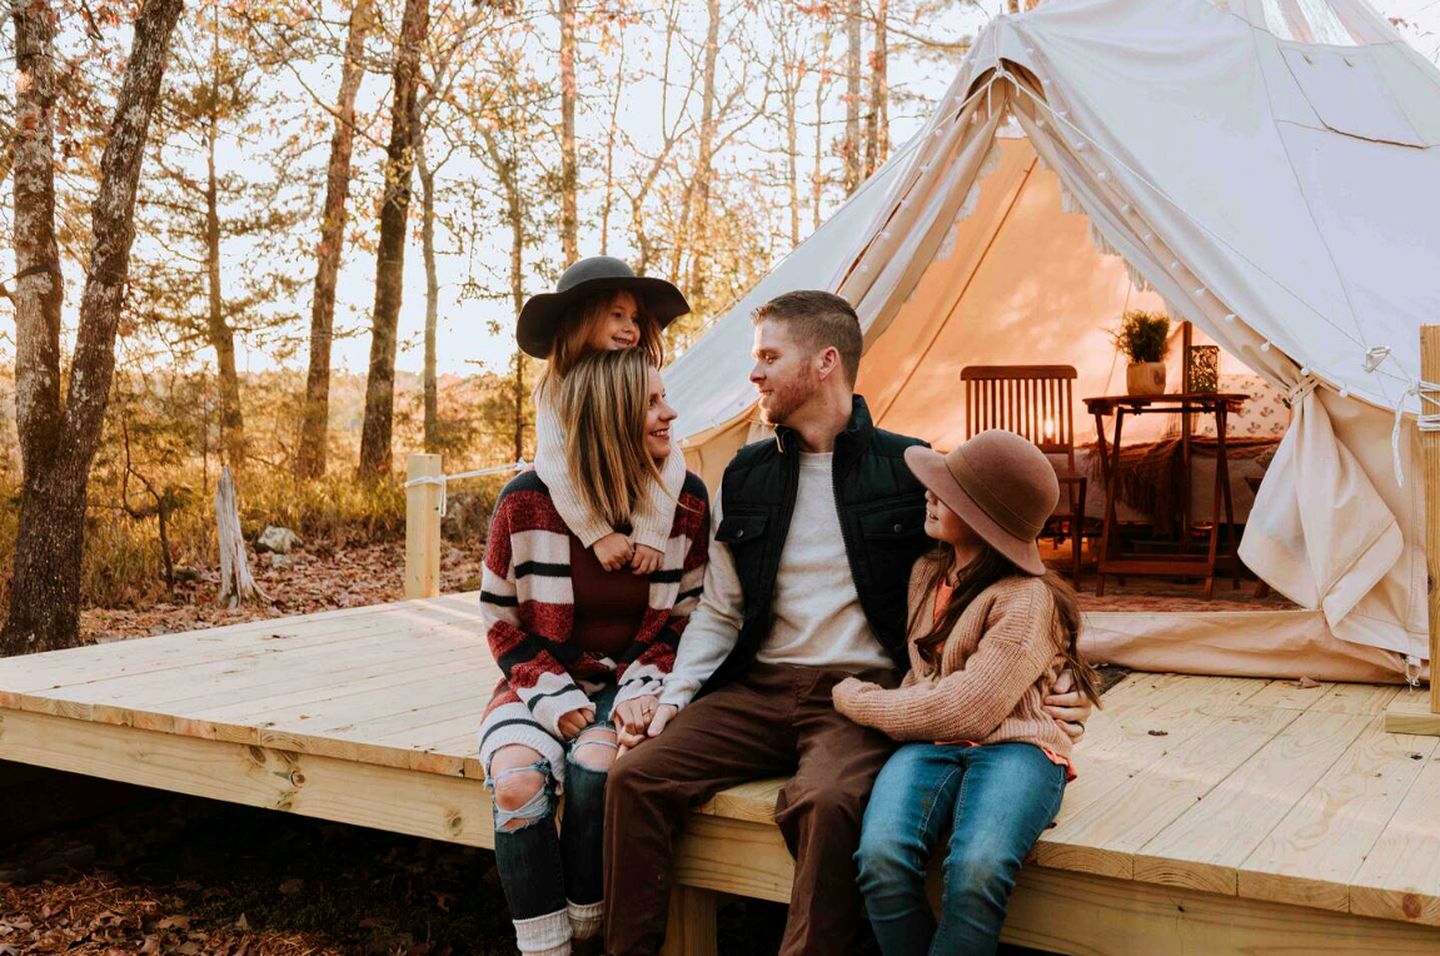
[
  {"left": 554, "top": 348, "right": 664, "bottom": 529},
  {"left": 542, "top": 289, "right": 664, "bottom": 387}
]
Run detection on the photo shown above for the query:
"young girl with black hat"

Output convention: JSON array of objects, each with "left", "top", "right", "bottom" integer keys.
[{"left": 516, "top": 256, "right": 692, "bottom": 575}]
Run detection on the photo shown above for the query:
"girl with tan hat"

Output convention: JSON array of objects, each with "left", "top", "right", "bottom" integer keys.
[{"left": 833, "top": 429, "right": 1101, "bottom": 956}]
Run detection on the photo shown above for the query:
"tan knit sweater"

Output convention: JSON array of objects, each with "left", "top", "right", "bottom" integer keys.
[{"left": 833, "top": 555, "right": 1074, "bottom": 762}]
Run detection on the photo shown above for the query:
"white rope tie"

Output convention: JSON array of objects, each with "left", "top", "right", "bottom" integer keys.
[
  {"left": 404, "top": 460, "right": 529, "bottom": 515},
  {"left": 1389, "top": 382, "right": 1440, "bottom": 489},
  {"left": 1405, "top": 655, "right": 1423, "bottom": 689}
]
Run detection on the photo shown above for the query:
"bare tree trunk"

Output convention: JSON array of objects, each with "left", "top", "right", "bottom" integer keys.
[
  {"left": 482, "top": 127, "right": 529, "bottom": 462},
  {"left": 358, "top": 0, "right": 429, "bottom": 479},
  {"left": 419, "top": 147, "right": 439, "bottom": 452},
  {"left": 686, "top": 0, "right": 721, "bottom": 307},
  {"left": 215, "top": 466, "right": 267, "bottom": 608},
  {"left": 206, "top": 30, "right": 245, "bottom": 466},
  {"left": 780, "top": 33, "right": 801, "bottom": 248},
  {"left": 843, "top": 0, "right": 862, "bottom": 194},
  {"left": 600, "top": 30, "right": 625, "bottom": 256},
  {"left": 3, "top": 0, "right": 184, "bottom": 655},
  {"left": 296, "top": 0, "right": 375, "bottom": 479},
  {"left": 559, "top": 0, "right": 578, "bottom": 264},
  {"left": 812, "top": 28, "right": 830, "bottom": 230},
  {"left": 864, "top": 0, "right": 889, "bottom": 178}
]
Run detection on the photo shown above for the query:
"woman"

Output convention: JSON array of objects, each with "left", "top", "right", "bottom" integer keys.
[{"left": 477, "top": 348, "right": 709, "bottom": 956}]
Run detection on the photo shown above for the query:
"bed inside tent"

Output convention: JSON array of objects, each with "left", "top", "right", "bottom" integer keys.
[{"left": 666, "top": 0, "right": 1440, "bottom": 688}]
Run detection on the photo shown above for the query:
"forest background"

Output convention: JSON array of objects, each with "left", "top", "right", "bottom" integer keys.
[{"left": 0, "top": 0, "right": 1435, "bottom": 653}]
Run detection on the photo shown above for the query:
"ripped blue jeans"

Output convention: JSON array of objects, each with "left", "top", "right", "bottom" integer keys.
[{"left": 489, "top": 682, "right": 618, "bottom": 921}]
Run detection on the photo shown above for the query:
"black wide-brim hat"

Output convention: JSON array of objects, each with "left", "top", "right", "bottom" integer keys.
[{"left": 516, "top": 256, "right": 691, "bottom": 359}]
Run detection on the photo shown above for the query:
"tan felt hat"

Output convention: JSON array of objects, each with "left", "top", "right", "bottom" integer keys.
[{"left": 902, "top": 429, "right": 1060, "bottom": 576}]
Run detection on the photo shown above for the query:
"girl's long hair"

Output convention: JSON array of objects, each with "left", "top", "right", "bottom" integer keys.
[
  {"left": 911, "top": 543, "right": 1102, "bottom": 707},
  {"left": 541, "top": 289, "right": 665, "bottom": 389},
  {"left": 554, "top": 349, "right": 664, "bottom": 529}
]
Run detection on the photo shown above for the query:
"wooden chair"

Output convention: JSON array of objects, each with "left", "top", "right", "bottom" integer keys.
[{"left": 961, "top": 365, "right": 1089, "bottom": 581}]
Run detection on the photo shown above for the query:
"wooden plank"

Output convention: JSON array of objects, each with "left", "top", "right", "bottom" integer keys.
[
  {"left": 1350, "top": 753, "right": 1440, "bottom": 926},
  {"left": 1238, "top": 723, "right": 1438, "bottom": 911},
  {"left": 0, "top": 594, "right": 481, "bottom": 698},
  {"left": 672, "top": 814, "right": 794, "bottom": 903},
  {"left": 1035, "top": 704, "right": 1298, "bottom": 880},
  {"left": 1384, "top": 698, "right": 1440, "bottom": 736},
  {"left": 1311, "top": 683, "right": 1403, "bottom": 715},
  {"left": 1422, "top": 324, "right": 1440, "bottom": 717},
  {"left": 1001, "top": 866, "right": 1440, "bottom": 956},
  {"left": 696, "top": 778, "right": 784, "bottom": 824},
  {"left": 1132, "top": 709, "right": 1373, "bottom": 895},
  {"left": 1048, "top": 676, "right": 1269, "bottom": 829},
  {"left": 10, "top": 627, "right": 474, "bottom": 723},
  {"left": 659, "top": 885, "right": 718, "bottom": 956},
  {"left": 1245, "top": 677, "right": 1336, "bottom": 710},
  {"left": 0, "top": 708, "right": 495, "bottom": 848}
]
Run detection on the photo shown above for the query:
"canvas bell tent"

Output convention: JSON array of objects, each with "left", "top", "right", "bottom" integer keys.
[{"left": 664, "top": 0, "right": 1440, "bottom": 684}]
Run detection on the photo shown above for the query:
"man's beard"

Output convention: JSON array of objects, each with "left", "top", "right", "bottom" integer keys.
[{"left": 758, "top": 379, "right": 811, "bottom": 427}]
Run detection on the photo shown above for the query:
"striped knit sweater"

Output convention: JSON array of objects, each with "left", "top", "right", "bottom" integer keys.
[
  {"left": 833, "top": 555, "right": 1075, "bottom": 764},
  {"left": 480, "top": 468, "right": 709, "bottom": 743}
]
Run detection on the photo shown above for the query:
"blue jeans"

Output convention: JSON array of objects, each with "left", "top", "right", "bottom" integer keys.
[
  {"left": 490, "top": 682, "right": 618, "bottom": 921},
  {"left": 856, "top": 742, "right": 1066, "bottom": 956}
]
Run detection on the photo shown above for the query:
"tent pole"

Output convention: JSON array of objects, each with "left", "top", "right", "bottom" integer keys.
[{"left": 1384, "top": 325, "right": 1440, "bottom": 735}]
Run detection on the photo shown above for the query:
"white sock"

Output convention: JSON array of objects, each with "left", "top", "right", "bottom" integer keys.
[
  {"left": 514, "top": 909, "right": 571, "bottom": 956},
  {"left": 568, "top": 899, "right": 604, "bottom": 940}
]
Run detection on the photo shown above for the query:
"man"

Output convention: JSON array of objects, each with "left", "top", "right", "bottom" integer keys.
[{"left": 603, "top": 291, "right": 1089, "bottom": 956}]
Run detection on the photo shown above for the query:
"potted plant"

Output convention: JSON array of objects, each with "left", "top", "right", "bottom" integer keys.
[{"left": 1111, "top": 310, "right": 1171, "bottom": 396}]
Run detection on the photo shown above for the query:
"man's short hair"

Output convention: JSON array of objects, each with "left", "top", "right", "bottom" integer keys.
[{"left": 753, "top": 290, "right": 862, "bottom": 384}]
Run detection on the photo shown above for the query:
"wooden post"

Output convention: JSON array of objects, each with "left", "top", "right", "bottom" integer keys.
[
  {"left": 659, "top": 885, "right": 718, "bottom": 956},
  {"left": 1385, "top": 325, "right": 1440, "bottom": 735},
  {"left": 405, "top": 453, "right": 442, "bottom": 600}
]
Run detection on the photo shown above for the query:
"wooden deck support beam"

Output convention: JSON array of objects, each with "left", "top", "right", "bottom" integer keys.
[
  {"left": 405, "top": 452, "right": 443, "bottom": 599},
  {"left": 1385, "top": 325, "right": 1440, "bottom": 736}
]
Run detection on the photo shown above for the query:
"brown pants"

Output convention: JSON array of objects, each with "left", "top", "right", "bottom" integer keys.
[{"left": 603, "top": 663, "right": 900, "bottom": 956}]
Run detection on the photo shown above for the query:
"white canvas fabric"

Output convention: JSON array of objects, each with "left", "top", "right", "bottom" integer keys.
[{"left": 666, "top": 0, "right": 1440, "bottom": 676}]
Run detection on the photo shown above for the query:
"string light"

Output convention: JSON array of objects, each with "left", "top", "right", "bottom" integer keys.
[
  {"left": 1301, "top": 365, "right": 1311, "bottom": 376},
  {"left": 1193, "top": 287, "right": 1206, "bottom": 296},
  {"left": 1224, "top": 313, "right": 1237, "bottom": 322},
  {"left": 1169, "top": 260, "right": 1181, "bottom": 271},
  {"left": 1120, "top": 203, "right": 1131, "bottom": 214},
  {"left": 1260, "top": 341, "right": 1272, "bottom": 352},
  {"left": 1141, "top": 232, "right": 1154, "bottom": 241}
]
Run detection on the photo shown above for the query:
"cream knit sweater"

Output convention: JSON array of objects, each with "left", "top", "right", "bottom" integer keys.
[
  {"left": 833, "top": 555, "right": 1074, "bottom": 762},
  {"left": 533, "top": 378, "right": 686, "bottom": 552}
]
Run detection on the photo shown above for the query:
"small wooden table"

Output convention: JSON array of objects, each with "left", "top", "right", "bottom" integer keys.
[{"left": 1084, "top": 393, "right": 1247, "bottom": 599}]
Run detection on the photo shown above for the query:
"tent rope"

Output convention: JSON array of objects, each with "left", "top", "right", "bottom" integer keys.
[
  {"left": 1390, "top": 382, "right": 1440, "bottom": 489},
  {"left": 404, "top": 460, "right": 530, "bottom": 515}
]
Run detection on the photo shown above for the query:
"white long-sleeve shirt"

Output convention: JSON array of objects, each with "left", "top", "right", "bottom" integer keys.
[{"left": 660, "top": 451, "right": 894, "bottom": 709}]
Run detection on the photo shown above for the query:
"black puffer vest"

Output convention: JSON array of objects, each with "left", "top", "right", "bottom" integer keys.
[{"left": 698, "top": 396, "right": 932, "bottom": 697}]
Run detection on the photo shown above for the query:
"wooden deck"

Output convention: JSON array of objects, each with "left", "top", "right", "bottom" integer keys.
[{"left": 2, "top": 593, "right": 1440, "bottom": 954}]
